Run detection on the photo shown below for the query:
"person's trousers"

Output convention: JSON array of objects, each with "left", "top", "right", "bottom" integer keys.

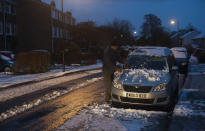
[{"left": 103, "top": 72, "right": 113, "bottom": 102}]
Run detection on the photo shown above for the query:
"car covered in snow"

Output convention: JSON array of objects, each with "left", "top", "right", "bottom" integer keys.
[
  {"left": 111, "top": 47, "right": 179, "bottom": 110},
  {"left": 171, "top": 47, "right": 188, "bottom": 74}
]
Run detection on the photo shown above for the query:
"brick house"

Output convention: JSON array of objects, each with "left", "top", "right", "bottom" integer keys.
[
  {"left": 1, "top": 0, "right": 76, "bottom": 54},
  {"left": 0, "top": 0, "right": 17, "bottom": 52}
]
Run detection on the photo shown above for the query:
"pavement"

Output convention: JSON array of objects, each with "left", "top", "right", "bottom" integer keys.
[{"left": 0, "top": 63, "right": 102, "bottom": 89}]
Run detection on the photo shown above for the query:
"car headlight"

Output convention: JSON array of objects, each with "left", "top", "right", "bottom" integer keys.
[
  {"left": 153, "top": 83, "right": 167, "bottom": 92},
  {"left": 113, "top": 82, "right": 123, "bottom": 90}
]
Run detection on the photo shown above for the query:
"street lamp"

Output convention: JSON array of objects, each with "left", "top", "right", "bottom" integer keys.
[
  {"left": 61, "top": 0, "right": 65, "bottom": 72},
  {"left": 170, "top": 19, "right": 181, "bottom": 46}
]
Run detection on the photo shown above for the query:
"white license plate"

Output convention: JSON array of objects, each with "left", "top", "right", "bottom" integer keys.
[{"left": 126, "top": 93, "right": 147, "bottom": 98}]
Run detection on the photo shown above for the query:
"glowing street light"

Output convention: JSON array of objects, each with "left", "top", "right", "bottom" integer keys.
[
  {"left": 133, "top": 31, "right": 137, "bottom": 34},
  {"left": 170, "top": 20, "right": 176, "bottom": 25}
]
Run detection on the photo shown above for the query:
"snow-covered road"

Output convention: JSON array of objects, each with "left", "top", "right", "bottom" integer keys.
[
  {"left": 58, "top": 64, "right": 205, "bottom": 131},
  {"left": 0, "top": 69, "right": 102, "bottom": 102}
]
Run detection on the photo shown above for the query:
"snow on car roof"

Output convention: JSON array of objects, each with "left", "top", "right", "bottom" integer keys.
[
  {"left": 130, "top": 46, "right": 171, "bottom": 57},
  {"left": 171, "top": 47, "right": 187, "bottom": 52},
  {"left": 172, "top": 50, "right": 187, "bottom": 59},
  {"left": 0, "top": 54, "right": 11, "bottom": 61}
]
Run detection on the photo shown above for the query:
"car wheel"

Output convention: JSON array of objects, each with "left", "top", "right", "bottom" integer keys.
[
  {"left": 164, "top": 93, "right": 175, "bottom": 112},
  {"left": 4, "top": 66, "right": 11, "bottom": 72},
  {"left": 111, "top": 101, "right": 121, "bottom": 108}
]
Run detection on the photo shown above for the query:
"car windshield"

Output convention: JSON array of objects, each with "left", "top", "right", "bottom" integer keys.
[
  {"left": 176, "top": 58, "right": 187, "bottom": 63},
  {"left": 126, "top": 55, "right": 167, "bottom": 70}
]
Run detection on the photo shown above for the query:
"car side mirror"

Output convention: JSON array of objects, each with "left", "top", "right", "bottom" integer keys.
[{"left": 172, "top": 66, "right": 179, "bottom": 71}]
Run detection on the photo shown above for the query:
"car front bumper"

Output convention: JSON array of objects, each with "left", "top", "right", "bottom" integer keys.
[{"left": 111, "top": 86, "right": 170, "bottom": 106}]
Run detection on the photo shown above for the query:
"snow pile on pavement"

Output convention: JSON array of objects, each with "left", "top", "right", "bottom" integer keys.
[
  {"left": 0, "top": 77, "right": 103, "bottom": 122},
  {"left": 189, "top": 64, "right": 205, "bottom": 75},
  {"left": 173, "top": 90, "right": 205, "bottom": 117},
  {"left": 174, "top": 100, "right": 205, "bottom": 117},
  {"left": 0, "top": 63, "right": 102, "bottom": 88},
  {"left": 58, "top": 104, "right": 167, "bottom": 131}
]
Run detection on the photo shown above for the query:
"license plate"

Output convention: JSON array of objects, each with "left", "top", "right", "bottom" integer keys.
[{"left": 127, "top": 93, "right": 147, "bottom": 98}]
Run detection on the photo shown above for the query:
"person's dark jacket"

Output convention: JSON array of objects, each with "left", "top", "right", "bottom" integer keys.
[{"left": 103, "top": 46, "right": 117, "bottom": 75}]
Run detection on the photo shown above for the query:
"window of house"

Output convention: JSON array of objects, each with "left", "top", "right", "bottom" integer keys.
[
  {"left": 12, "top": 6, "right": 16, "bottom": 15},
  {"left": 56, "top": 27, "right": 59, "bottom": 38},
  {"left": 0, "top": 22, "right": 3, "bottom": 35},
  {"left": 0, "top": 2, "right": 2, "bottom": 12},
  {"left": 52, "top": 8, "right": 56, "bottom": 19},
  {"left": 5, "top": 4, "right": 12, "bottom": 14},
  {"left": 13, "top": 24, "right": 17, "bottom": 35},
  {"left": 59, "top": 13, "right": 62, "bottom": 21},
  {"left": 6, "top": 23, "right": 12, "bottom": 36},
  {"left": 52, "top": 26, "right": 55, "bottom": 38},
  {"left": 60, "top": 28, "right": 63, "bottom": 38}
]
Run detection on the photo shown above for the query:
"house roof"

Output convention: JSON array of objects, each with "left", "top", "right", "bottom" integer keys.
[
  {"left": 180, "top": 31, "right": 194, "bottom": 39},
  {"left": 170, "top": 32, "right": 178, "bottom": 39},
  {"left": 192, "top": 33, "right": 205, "bottom": 39}
]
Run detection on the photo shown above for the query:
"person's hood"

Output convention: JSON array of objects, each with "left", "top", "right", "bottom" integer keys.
[{"left": 114, "top": 69, "right": 170, "bottom": 86}]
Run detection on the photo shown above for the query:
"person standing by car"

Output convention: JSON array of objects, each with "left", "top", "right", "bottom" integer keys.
[{"left": 103, "top": 43, "right": 120, "bottom": 103}]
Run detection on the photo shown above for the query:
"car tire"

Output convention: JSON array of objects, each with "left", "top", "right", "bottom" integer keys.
[
  {"left": 111, "top": 101, "right": 121, "bottom": 108},
  {"left": 4, "top": 66, "right": 11, "bottom": 72},
  {"left": 164, "top": 92, "right": 175, "bottom": 112}
]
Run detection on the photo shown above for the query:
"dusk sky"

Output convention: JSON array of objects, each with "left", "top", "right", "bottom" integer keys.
[{"left": 43, "top": 0, "right": 205, "bottom": 33}]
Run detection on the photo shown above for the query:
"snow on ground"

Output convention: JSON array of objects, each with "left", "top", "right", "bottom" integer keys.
[
  {"left": 0, "top": 77, "right": 103, "bottom": 122},
  {"left": 0, "top": 63, "right": 102, "bottom": 88},
  {"left": 174, "top": 88, "right": 205, "bottom": 117},
  {"left": 0, "top": 69, "right": 102, "bottom": 102},
  {"left": 58, "top": 104, "right": 167, "bottom": 131},
  {"left": 188, "top": 64, "right": 205, "bottom": 75}
]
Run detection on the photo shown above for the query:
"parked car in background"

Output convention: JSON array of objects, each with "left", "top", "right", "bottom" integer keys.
[
  {"left": 0, "top": 51, "right": 15, "bottom": 61},
  {"left": 189, "top": 48, "right": 205, "bottom": 64},
  {"left": 0, "top": 54, "right": 15, "bottom": 72},
  {"left": 112, "top": 47, "right": 179, "bottom": 111},
  {"left": 171, "top": 47, "right": 189, "bottom": 74}
]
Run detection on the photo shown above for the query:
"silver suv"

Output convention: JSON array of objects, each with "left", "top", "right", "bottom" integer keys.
[{"left": 111, "top": 47, "right": 179, "bottom": 109}]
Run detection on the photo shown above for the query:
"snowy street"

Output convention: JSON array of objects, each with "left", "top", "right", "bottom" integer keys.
[
  {"left": 57, "top": 64, "right": 205, "bottom": 131},
  {"left": 0, "top": 64, "right": 204, "bottom": 131}
]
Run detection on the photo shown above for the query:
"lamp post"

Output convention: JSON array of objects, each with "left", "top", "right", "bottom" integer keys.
[
  {"left": 170, "top": 19, "right": 181, "bottom": 46},
  {"left": 2, "top": 0, "right": 7, "bottom": 50},
  {"left": 61, "top": 0, "right": 65, "bottom": 72}
]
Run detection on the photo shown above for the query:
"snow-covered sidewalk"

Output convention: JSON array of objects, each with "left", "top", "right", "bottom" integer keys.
[
  {"left": 188, "top": 64, "right": 205, "bottom": 75},
  {"left": 0, "top": 69, "right": 102, "bottom": 102},
  {"left": 0, "top": 63, "right": 102, "bottom": 89}
]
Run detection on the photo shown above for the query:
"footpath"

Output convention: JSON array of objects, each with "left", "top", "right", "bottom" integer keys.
[
  {"left": 170, "top": 64, "right": 205, "bottom": 131},
  {"left": 0, "top": 63, "right": 102, "bottom": 102}
]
